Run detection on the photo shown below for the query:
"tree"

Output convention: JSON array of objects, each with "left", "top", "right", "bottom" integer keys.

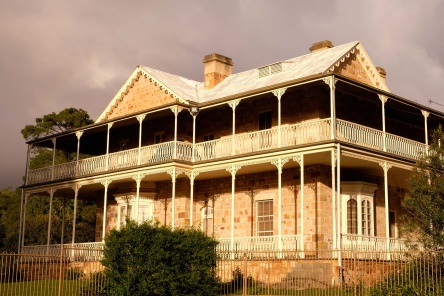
[
  {"left": 402, "top": 126, "right": 444, "bottom": 250},
  {"left": 21, "top": 107, "right": 93, "bottom": 141},
  {"left": 22, "top": 108, "right": 94, "bottom": 170},
  {"left": 4, "top": 108, "right": 97, "bottom": 250},
  {"left": 0, "top": 188, "right": 97, "bottom": 251},
  {"left": 102, "top": 221, "right": 220, "bottom": 296},
  {"left": 0, "top": 188, "right": 21, "bottom": 252}
]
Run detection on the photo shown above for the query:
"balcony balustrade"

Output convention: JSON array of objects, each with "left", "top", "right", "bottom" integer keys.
[
  {"left": 216, "top": 235, "right": 301, "bottom": 252},
  {"left": 341, "top": 234, "right": 410, "bottom": 251},
  {"left": 27, "top": 119, "right": 427, "bottom": 185},
  {"left": 21, "top": 242, "right": 104, "bottom": 261}
]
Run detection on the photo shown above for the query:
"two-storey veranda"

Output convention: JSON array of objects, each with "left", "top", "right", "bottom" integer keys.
[{"left": 20, "top": 41, "right": 443, "bottom": 257}]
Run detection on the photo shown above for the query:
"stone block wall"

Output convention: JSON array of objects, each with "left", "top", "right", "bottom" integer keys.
[
  {"left": 94, "top": 165, "right": 408, "bottom": 247},
  {"left": 105, "top": 73, "right": 177, "bottom": 121}
]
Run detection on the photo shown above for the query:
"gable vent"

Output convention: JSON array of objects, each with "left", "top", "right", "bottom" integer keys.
[{"left": 258, "top": 62, "right": 283, "bottom": 78}]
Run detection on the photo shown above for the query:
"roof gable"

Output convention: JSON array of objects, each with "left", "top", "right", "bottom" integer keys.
[
  {"left": 96, "top": 67, "right": 198, "bottom": 122},
  {"left": 96, "top": 41, "right": 389, "bottom": 122}
]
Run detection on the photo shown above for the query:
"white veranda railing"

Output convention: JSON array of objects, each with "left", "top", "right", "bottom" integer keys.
[{"left": 27, "top": 119, "right": 427, "bottom": 185}]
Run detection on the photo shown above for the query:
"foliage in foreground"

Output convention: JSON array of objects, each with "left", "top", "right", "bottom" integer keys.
[
  {"left": 402, "top": 126, "right": 444, "bottom": 250},
  {"left": 368, "top": 253, "right": 444, "bottom": 295},
  {"left": 102, "top": 221, "right": 220, "bottom": 296}
]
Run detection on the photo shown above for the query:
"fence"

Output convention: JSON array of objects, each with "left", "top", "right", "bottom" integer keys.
[
  {"left": 2, "top": 249, "right": 444, "bottom": 295},
  {"left": 0, "top": 247, "right": 106, "bottom": 296}
]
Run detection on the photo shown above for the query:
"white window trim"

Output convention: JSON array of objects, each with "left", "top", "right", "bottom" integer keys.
[
  {"left": 341, "top": 182, "right": 377, "bottom": 237},
  {"left": 256, "top": 199, "right": 274, "bottom": 237},
  {"left": 201, "top": 206, "right": 214, "bottom": 235},
  {"left": 115, "top": 193, "right": 155, "bottom": 229}
]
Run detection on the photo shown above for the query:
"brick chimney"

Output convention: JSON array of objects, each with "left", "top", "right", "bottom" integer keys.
[
  {"left": 203, "top": 53, "right": 233, "bottom": 90},
  {"left": 309, "top": 40, "right": 334, "bottom": 53},
  {"left": 376, "top": 67, "right": 387, "bottom": 83}
]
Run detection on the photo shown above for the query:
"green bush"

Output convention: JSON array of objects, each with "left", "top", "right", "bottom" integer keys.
[
  {"left": 101, "top": 221, "right": 220, "bottom": 296},
  {"left": 64, "top": 267, "right": 84, "bottom": 280},
  {"left": 78, "top": 271, "right": 109, "bottom": 296},
  {"left": 368, "top": 253, "right": 444, "bottom": 295}
]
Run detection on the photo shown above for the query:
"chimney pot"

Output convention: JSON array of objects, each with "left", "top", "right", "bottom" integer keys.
[
  {"left": 309, "top": 40, "right": 334, "bottom": 52},
  {"left": 376, "top": 67, "right": 387, "bottom": 83},
  {"left": 203, "top": 53, "right": 233, "bottom": 90}
]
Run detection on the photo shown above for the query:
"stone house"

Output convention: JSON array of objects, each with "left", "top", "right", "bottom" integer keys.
[{"left": 21, "top": 40, "right": 444, "bottom": 254}]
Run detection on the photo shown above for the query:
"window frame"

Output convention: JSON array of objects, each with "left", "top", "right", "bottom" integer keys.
[
  {"left": 256, "top": 199, "right": 274, "bottom": 237},
  {"left": 341, "top": 182, "right": 377, "bottom": 237}
]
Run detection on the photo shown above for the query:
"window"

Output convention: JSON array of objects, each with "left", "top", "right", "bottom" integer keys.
[
  {"left": 389, "top": 211, "right": 397, "bottom": 238},
  {"left": 258, "top": 111, "right": 272, "bottom": 148},
  {"left": 201, "top": 206, "right": 214, "bottom": 236},
  {"left": 115, "top": 196, "right": 154, "bottom": 229},
  {"left": 341, "top": 182, "right": 377, "bottom": 236},
  {"left": 202, "top": 134, "right": 215, "bottom": 159},
  {"left": 258, "top": 111, "right": 272, "bottom": 130},
  {"left": 119, "top": 204, "right": 132, "bottom": 227},
  {"left": 347, "top": 198, "right": 357, "bottom": 234},
  {"left": 120, "top": 139, "right": 129, "bottom": 150},
  {"left": 154, "top": 132, "right": 164, "bottom": 144},
  {"left": 202, "top": 134, "right": 214, "bottom": 142},
  {"left": 257, "top": 200, "right": 273, "bottom": 236}
]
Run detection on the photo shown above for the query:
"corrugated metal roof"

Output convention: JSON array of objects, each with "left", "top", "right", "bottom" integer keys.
[
  {"left": 140, "top": 41, "right": 360, "bottom": 104},
  {"left": 139, "top": 66, "right": 200, "bottom": 102},
  {"left": 196, "top": 41, "right": 359, "bottom": 103}
]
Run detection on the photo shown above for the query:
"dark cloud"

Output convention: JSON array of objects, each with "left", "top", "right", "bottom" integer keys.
[{"left": 1, "top": 0, "right": 443, "bottom": 189}]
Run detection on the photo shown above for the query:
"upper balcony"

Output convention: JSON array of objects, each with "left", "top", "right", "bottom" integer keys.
[
  {"left": 26, "top": 118, "right": 427, "bottom": 185},
  {"left": 25, "top": 78, "right": 441, "bottom": 186}
]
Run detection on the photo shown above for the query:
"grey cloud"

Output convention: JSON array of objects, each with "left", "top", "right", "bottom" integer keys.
[{"left": 1, "top": 0, "right": 443, "bottom": 188}]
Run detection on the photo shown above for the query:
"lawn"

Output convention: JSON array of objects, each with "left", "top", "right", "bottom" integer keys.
[{"left": 0, "top": 280, "right": 79, "bottom": 296}]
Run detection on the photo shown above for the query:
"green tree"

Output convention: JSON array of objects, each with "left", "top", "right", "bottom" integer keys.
[
  {"left": 21, "top": 108, "right": 94, "bottom": 169},
  {"left": 402, "top": 126, "right": 444, "bottom": 250},
  {"left": 102, "top": 221, "right": 220, "bottom": 296},
  {"left": 21, "top": 107, "right": 93, "bottom": 141},
  {"left": 0, "top": 188, "right": 21, "bottom": 252}
]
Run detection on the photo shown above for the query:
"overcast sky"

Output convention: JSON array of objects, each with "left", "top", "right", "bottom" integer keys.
[{"left": 1, "top": 0, "right": 443, "bottom": 189}]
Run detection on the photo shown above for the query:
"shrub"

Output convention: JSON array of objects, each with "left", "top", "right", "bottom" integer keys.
[
  {"left": 78, "top": 271, "right": 109, "bottom": 296},
  {"left": 101, "top": 221, "right": 220, "bottom": 296},
  {"left": 64, "top": 267, "right": 84, "bottom": 280},
  {"left": 368, "top": 253, "right": 444, "bottom": 295}
]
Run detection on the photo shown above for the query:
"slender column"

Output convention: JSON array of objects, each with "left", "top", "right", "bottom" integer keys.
[
  {"left": 137, "top": 114, "right": 147, "bottom": 165},
  {"left": 20, "top": 193, "right": 29, "bottom": 252},
  {"left": 61, "top": 197, "right": 66, "bottom": 245},
  {"left": 51, "top": 138, "right": 57, "bottom": 181},
  {"left": 105, "top": 123, "right": 113, "bottom": 171},
  {"left": 272, "top": 88, "right": 287, "bottom": 148},
  {"left": 186, "top": 171, "right": 199, "bottom": 226},
  {"left": 379, "top": 95, "right": 388, "bottom": 151},
  {"left": 46, "top": 189, "right": 54, "bottom": 255},
  {"left": 25, "top": 144, "right": 32, "bottom": 186},
  {"left": 189, "top": 108, "right": 200, "bottom": 162},
  {"left": 336, "top": 144, "right": 342, "bottom": 274},
  {"left": 331, "top": 149, "right": 337, "bottom": 249},
  {"left": 324, "top": 76, "right": 337, "bottom": 140},
  {"left": 133, "top": 174, "right": 144, "bottom": 222},
  {"left": 101, "top": 180, "right": 112, "bottom": 242},
  {"left": 170, "top": 107, "right": 183, "bottom": 159},
  {"left": 226, "top": 165, "right": 241, "bottom": 251},
  {"left": 380, "top": 161, "right": 392, "bottom": 250},
  {"left": 71, "top": 184, "right": 81, "bottom": 245},
  {"left": 272, "top": 157, "right": 289, "bottom": 250},
  {"left": 167, "top": 168, "right": 177, "bottom": 229},
  {"left": 18, "top": 189, "right": 24, "bottom": 253},
  {"left": 75, "top": 131, "right": 83, "bottom": 175},
  {"left": 293, "top": 155, "right": 304, "bottom": 250},
  {"left": 228, "top": 100, "right": 240, "bottom": 155},
  {"left": 421, "top": 110, "right": 430, "bottom": 146}
]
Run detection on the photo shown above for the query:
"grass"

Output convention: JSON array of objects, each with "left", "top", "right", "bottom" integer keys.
[{"left": 0, "top": 280, "right": 79, "bottom": 296}]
